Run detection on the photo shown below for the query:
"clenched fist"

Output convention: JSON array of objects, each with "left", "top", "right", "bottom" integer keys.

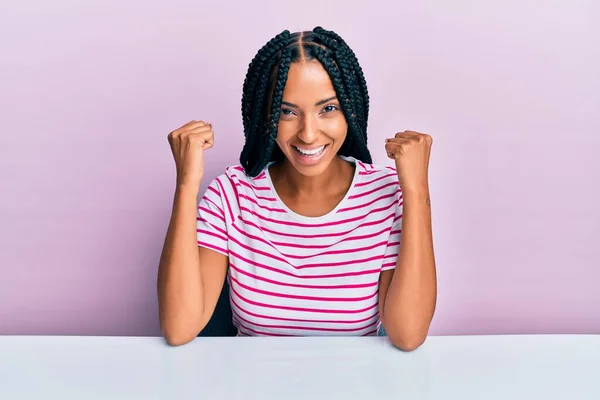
[
  {"left": 385, "top": 130, "right": 432, "bottom": 195},
  {"left": 168, "top": 120, "right": 214, "bottom": 189}
]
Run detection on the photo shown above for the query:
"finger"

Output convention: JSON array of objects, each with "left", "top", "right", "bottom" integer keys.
[
  {"left": 395, "top": 130, "right": 420, "bottom": 137},
  {"left": 385, "top": 138, "right": 412, "bottom": 151},
  {"left": 185, "top": 124, "right": 213, "bottom": 135},
  {"left": 385, "top": 141, "right": 410, "bottom": 158},
  {"left": 386, "top": 137, "right": 413, "bottom": 144},
  {"left": 202, "top": 134, "right": 214, "bottom": 150},
  {"left": 186, "top": 130, "right": 214, "bottom": 149},
  {"left": 392, "top": 134, "right": 421, "bottom": 142},
  {"left": 176, "top": 126, "right": 213, "bottom": 144},
  {"left": 171, "top": 120, "right": 208, "bottom": 136},
  {"left": 183, "top": 120, "right": 207, "bottom": 129}
]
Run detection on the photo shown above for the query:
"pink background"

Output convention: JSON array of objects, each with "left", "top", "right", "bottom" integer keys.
[{"left": 1, "top": 0, "right": 598, "bottom": 336}]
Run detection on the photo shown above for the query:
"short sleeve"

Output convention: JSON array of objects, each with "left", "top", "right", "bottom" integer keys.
[
  {"left": 381, "top": 193, "right": 403, "bottom": 271},
  {"left": 196, "top": 178, "right": 229, "bottom": 257}
]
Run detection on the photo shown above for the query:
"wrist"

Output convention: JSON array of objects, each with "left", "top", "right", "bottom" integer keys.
[
  {"left": 401, "top": 187, "right": 430, "bottom": 205},
  {"left": 175, "top": 180, "right": 202, "bottom": 197}
]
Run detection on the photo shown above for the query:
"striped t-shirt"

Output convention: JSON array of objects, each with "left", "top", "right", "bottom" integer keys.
[{"left": 196, "top": 156, "right": 403, "bottom": 336}]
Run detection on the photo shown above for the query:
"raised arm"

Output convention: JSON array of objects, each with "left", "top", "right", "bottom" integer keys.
[{"left": 157, "top": 120, "right": 229, "bottom": 346}]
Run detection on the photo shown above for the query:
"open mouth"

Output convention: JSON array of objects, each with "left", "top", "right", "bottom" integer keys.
[{"left": 292, "top": 145, "right": 328, "bottom": 157}]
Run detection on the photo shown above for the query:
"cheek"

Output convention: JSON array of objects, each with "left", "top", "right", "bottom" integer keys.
[
  {"left": 323, "top": 118, "right": 348, "bottom": 141},
  {"left": 274, "top": 126, "right": 291, "bottom": 150}
]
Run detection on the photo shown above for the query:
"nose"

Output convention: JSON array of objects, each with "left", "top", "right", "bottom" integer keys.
[{"left": 297, "top": 114, "right": 320, "bottom": 145}]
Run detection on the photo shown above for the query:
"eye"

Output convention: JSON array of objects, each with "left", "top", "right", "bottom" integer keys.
[
  {"left": 322, "top": 104, "right": 339, "bottom": 113},
  {"left": 280, "top": 108, "right": 295, "bottom": 116}
]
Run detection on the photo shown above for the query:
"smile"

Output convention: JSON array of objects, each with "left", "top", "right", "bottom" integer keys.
[{"left": 293, "top": 145, "right": 327, "bottom": 157}]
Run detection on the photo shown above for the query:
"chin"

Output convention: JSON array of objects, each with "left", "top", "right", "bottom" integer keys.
[{"left": 289, "top": 161, "right": 331, "bottom": 177}]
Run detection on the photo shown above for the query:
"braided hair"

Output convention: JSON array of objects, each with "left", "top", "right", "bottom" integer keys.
[{"left": 240, "top": 27, "right": 372, "bottom": 177}]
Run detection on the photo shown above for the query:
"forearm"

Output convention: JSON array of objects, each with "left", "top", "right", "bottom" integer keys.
[
  {"left": 157, "top": 184, "right": 205, "bottom": 343},
  {"left": 383, "top": 190, "right": 437, "bottom": 349}
]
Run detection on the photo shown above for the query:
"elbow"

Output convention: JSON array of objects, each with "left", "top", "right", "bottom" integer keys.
[
  {"left": 159, "top": 309, "right": 205, "bottom": 347},
  {"left": 382, "top": 320, "right": 428, "bottom": 352},
  {"left": 163, "top": 330, "right": 197, "bottom": 346},
  {"left": 160, "top": 319, "right": 201, "bottom": 346},
  {"left": 388, "top": 332, "right": 426, "bottom": 352}
]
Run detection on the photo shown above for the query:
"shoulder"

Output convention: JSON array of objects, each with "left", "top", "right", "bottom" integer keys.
[
  {"left": 203, "top": 164, "right": 268, "bottom": 197},
  {"left": 353, "top": 159, "right": 401, "bottom": 194}
]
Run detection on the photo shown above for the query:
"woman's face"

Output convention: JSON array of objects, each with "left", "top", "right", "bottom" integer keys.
[{"left": 275, "top": 61, "right": 348, "bottom": 177}]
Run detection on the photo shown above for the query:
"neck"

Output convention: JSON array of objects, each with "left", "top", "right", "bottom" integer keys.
[{"left": 274, "top": 156, "right": 352, "bottom": 197}]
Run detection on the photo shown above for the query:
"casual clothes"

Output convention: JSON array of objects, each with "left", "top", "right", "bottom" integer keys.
[{"left": 196, "top": 156, "right": 403, "bottom": 336}]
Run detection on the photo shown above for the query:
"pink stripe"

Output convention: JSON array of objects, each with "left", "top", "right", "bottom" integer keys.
[
  {"left": 229, "top": 234, "right": 385, "bottom": 269},
  {"left": 239, "top": 190, "right": 278, "bottom": 202},
  {"left": 338, "top": 189, "right": 400, "bottom": 213},
  {"left": 348, "top": 181, "right": 399, "bottom": 200},
  {"left": 204, "top": 197, "right": 224, "bottom": 216},
  {"left": 229, "top": 166, "right": 266, "bottom": 182},
  {"left": 231, "top": 285, "right": 379, "bottom": 314},
  {"left": 197, "top": 229, "right": 227, "bottom": 243},
  {"left": 240, "top": 201, "right": 396, "bottom": 228},
  {"left": 231, "top": 297, "right": 380, "bottom": 324},
  {"left": 238, "top": 212, "right": 395, "bottom": 239},
  {"left": 355, "top": 172, "right": 398, "bottom": 188},
  {"left": 270, "top": 226, "right": 393, "bottom": 249},
  {"left": 358, "top": 165, "right": 396, "bottom": 175},
  {"left": 230, "top": 263, "right": 377, "bottom": 289},
  {"left": 232, "top": 309, "right": 378, "bottom": 333},
  {"left": 393, "top": 214, "right": 403, "bottom": 224},
  {"left": 234, "top": 321, "right": 291, "bottom": 336},
  {"left": 231, "top": 221, "right": 387, "bottom": 259},
  {"left": 359, "top": 170, "right": 379, "bottom": 175},
  {"left": 236, "top": 179, "right": 270, "bottom": 191},
  {"left": 362, "top": 328, "right": 378, "bottom": 336},
  {"left": 239, "top": 193, "right": 286, "bottom": 212},
  {"left": 216, "top": 177, "right": 235, "bottom": 222},
  {"left": 197, "top": 206, "right": 225, "bottom": 223},
  {"left": 387, "top": 241, "right": 400, "bottom": 247},
  {"left": 229, "top": 249, "right": 380, "bottom": 279},
  {"left": 230, "top": 275, "right": 377, "bottom": 302},
  {"left": 207, "top": 185, "right": 220, "bottom": 196},
  {"left": 197, "top": 241, "right": 228, "bottom": 255},
  {"left": 240, "top": 206, "right": 360, "bottom": 227},
  {"left": 197, "top": 219, "right": 228, "bottom": 237},
  {"left": 381, "top": 262, "right": 396, "bottom": 269}
]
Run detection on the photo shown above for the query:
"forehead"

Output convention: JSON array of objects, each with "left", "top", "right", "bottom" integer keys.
[{"left": 282, "top": 61, "right": 335, "bottom": 99}]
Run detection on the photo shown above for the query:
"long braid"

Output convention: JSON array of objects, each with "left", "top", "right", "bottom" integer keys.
[
  {"left": 311, "top": 28, "right": 370, "bottom": 156},
  {"left": 239, "top": 32, "right": 291, "bottom": 170},
  {"left": 241, "top": 31, "right": 291, "bottom": 136},
  {"left": 312, "top": 37, "right": 367, "bottom": 140},
  {"left": 255, "top": 47, "right": 293, "bottom": 177},
  {"left": 308, "top": 42, "right": 372, "bottom": 164},
  {"left": 313, "top": 27, "right": 370, "bottom": 123}
]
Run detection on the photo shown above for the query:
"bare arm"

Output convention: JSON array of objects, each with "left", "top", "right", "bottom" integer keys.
[
  {"left": 380, "top": 130, "right": 437, "bottom": 351},
  {"left": 158, "top": 120, "right": 228, "bottom": 346},
  {"left": 157, "top": 184, "right": 229, "bottom": 346},
  {"left": 378, "top": 191, "right": 436, "bottom": 351}
]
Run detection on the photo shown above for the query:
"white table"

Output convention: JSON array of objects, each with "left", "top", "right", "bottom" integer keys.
[{"left": 0, "top": 334, "right": 599, "bottom": 399}]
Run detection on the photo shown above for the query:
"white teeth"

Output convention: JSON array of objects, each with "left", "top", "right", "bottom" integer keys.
[{"left": 295, "top": 145, "right": 325, "bottom": 156}]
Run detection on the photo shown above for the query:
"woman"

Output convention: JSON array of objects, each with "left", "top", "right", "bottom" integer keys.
[{"left": 157, "top": 27, "right": 437, "bottom": 351}]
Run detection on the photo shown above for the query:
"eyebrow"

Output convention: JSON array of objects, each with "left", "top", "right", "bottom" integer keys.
[{"left": 281, "top": 96, "right": 338, "bottom": 108}]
